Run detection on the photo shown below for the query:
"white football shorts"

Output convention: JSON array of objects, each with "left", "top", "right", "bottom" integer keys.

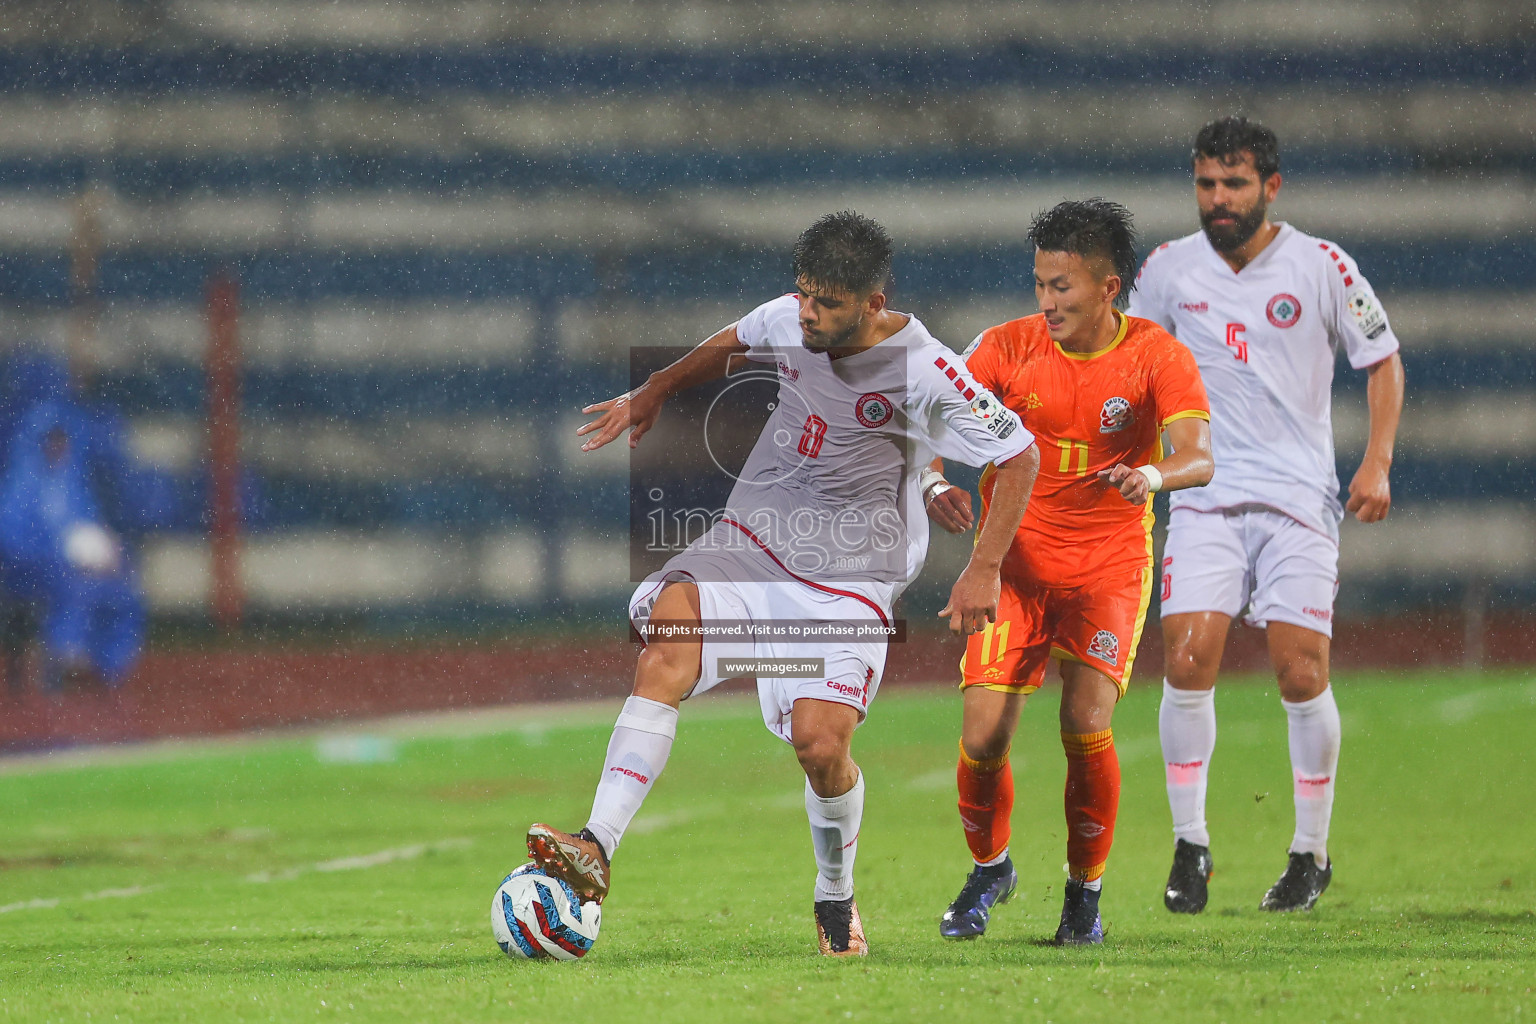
[
  {"left": 1159, "top": 505, "right": 1339, "bottom": 637},
  {"left": 628, "top": 529, "right": 890, "bottom": 744}
]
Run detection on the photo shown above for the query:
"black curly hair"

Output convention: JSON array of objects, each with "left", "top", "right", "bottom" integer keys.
[
  {"left": 791, "top": 211, "right": 893, "bottom": 296},
  {"left": 1027, "top": 198, "right": 1138, "bottom": 307},
  {"left": 1193, "top": 116, "right": 1280, "bottom": 180}
]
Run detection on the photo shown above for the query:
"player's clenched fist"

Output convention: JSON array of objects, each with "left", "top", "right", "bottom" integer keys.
[{"left": 1345, "top": 457, "right": 1392, "bottom": 523}]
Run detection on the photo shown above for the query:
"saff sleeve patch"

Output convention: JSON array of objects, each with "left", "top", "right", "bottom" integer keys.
[
  {"left": 1346, "top": 287, "right": 1388, "bottom": 340},
  {"left": 969, "top": 390, "right": 1018, "bottom": 439}
]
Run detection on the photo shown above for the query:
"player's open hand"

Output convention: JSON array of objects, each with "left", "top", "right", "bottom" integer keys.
[
  {"left": 1097, "top": 463, "right": 1152, "bottom": 504},
  {"left": 939, "top": 564, "right": 1000, "bottom": 636},
  {"left": 577, "top": 385, "right": 663, "bottom": 452},
  {"left": 1346, "top": 457, "right": 1392, "bottom": 523},
  {"left": 925, "top": 483, "right": 974, "bottom": 534}
]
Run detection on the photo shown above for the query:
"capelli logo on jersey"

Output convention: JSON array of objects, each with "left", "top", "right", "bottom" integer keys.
[
  {"left": 1098, "top": 396, "right": 1134, "bottom": 434},
  {"left": 1178, "top": 301, "right": 1209, "bottom": 314},
  {"left": 776, "top": 361, "right": 800, "bottom": 382}
]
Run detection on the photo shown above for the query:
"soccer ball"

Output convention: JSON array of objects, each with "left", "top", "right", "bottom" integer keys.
[{"left": 491, "top": 863, "right": 601, "bottom": 961}]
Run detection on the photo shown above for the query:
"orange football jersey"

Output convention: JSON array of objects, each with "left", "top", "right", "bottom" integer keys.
[{"left": 968, "top": 311, "right": 1209, "bottom": 585}]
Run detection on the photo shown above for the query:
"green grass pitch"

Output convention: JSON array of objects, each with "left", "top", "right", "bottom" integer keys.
[{"left": 2, "top": 669, "right": 1534, "bottom": 1022}]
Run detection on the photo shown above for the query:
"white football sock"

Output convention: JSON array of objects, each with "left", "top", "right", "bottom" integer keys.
[
  {"left": 1159, "top": 680, "right": 1216, "bottom": 848},
  {"left": 1285, "top": 686, "right": 1340, "bottom": 868},
  {"left": 584, "top": 696, "right": 678, "bottom": 857},
  {"left": 806, "top": 770, "right": 864, "bottom": 902}
]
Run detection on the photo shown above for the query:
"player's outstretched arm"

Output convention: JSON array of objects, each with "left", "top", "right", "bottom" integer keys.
[
  {"left": 578, "top": 324, "right": 750, "bottom": 452},
  {"left": 920, "top": 458, "right": 974, "bottom": 534},
  {"left": 1346, "top": 350, "right": 1404, "bottom": 523},
  {"left": 939, "top": 444, "right": 1038, "bottom": 635},
  {"left": 1097, "top": 417, "right": 1214, "bottom": 504}
]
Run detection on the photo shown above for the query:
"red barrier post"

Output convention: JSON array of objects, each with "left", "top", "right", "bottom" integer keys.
[{"left": 206, "top": 272, "right": 244, "bottom": 632}]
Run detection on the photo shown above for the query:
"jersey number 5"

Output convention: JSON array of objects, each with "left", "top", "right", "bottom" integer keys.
[{"left": 1225, "top": 322, "right": 1249, "bottom": 363}]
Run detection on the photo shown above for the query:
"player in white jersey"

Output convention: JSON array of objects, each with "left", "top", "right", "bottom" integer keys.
[
  {"left": 525, "top": 212, "right": 1041, "bottom": 956},
  {"left": 1127, "top": 117, "right": 1404, "bottom": 913}
]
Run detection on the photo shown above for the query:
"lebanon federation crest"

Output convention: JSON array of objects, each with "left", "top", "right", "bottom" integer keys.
[
  {"left": 1266, "top": 293, "right": 1302, "bottom": 328},
  {"left": 855, "top": 392, "right": 894, "bottom": 428}
]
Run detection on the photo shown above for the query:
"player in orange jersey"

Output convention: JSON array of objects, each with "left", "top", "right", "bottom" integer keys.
[{"left": 925, "top": 199, "right": 1215, "bottom": 944}]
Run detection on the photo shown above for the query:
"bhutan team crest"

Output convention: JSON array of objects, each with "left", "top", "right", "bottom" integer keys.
[
  {"left": 1086, "top": 630, "right": 1120, "bottom": 665},
  {"left": 855, "top": 392, "right": 894, "bottom": 428},
  {"left": 1098, "top": 396, "right": 1134, "bottom": 434}
]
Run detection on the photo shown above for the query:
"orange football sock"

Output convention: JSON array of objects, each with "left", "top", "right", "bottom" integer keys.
[
  {"left": 957, "top": 740, "right": 1014, "bottom": 864},
  {"left": 1062, "top": 729, "right": 1120, "bottom": 882}
]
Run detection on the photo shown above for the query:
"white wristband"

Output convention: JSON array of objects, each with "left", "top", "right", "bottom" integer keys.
[
  {"left": 1135, "top": 464, "right": 1164, "bottom": 493},
  {"left": 919, "top": 468, "right": 950, "bottom": 504}
]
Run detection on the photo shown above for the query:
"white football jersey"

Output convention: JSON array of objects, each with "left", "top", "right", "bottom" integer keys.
[
  {"left": 716, "top": 293, "right": 1034, "bottom": 591},
  {"left": 1127, "top": 222, "right": 1399, "bottom": 539}
]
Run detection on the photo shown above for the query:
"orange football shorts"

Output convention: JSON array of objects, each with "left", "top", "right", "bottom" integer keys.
[{"left": 959, "top": 566, "right": 1152, "bottom": 697}]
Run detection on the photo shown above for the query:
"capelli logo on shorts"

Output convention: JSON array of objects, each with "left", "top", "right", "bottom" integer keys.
[
  {"left": 1302, "top": 606, "right": 1333, "bottom": 622},
  {"left": 826, "top": 679, "right": 870, "bottom": 706}
]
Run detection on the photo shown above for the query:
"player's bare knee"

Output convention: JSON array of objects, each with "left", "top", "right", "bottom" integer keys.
[
  {"left": 793, "top": 731, "right": 850, "bottom": 783},
  {"left": 631, "top": 644, "right": 697, "bottom": 706},
  {"left": 631, "top": 580, "right": 703, "bottom": 705},
  {"left": 1275, "top": 656, "right": 1328, "bottom": 702},
  {"left": 1059, "top": 700, "right": 1114, "bottom": 735},
  {"left": 1164, "top": 642, "right": 1218, "bottom": 689},
  {"left": 960, "top": 720, "right": 1012, "bottom": 763}
]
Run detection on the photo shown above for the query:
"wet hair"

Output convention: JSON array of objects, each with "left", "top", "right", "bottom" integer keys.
[
  {"left": 792, "top": 211, "right": 893, "bottom": 296},
  {"left": 1193, "top": 116, "right": 1281, "bottom": 180},
  {"left": 1028, "top": 198, "right": 1138, "bottom": 306}
]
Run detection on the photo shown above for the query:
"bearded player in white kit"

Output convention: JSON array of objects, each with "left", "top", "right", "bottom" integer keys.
[
  {"left": 525, "top": 212, "right": 1040, "bottom": 955},
  {"left": 1128, "top": 117, "right": 1405, "bottom": 913}
]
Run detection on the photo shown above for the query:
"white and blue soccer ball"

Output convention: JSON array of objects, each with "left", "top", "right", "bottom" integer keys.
[{"left": 491, "top": 863, "right": 602, "bottom": 961}]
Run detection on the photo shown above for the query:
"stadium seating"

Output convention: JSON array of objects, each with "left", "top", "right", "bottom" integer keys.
[{"left": 0, "top": 0, "right": 1530, "bottom": 625}]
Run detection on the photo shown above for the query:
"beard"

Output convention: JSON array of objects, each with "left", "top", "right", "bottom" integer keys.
[
  {"left": 800, "top": 315, "right": 862, "bottom": 352},
  {"left": 1200, "top": 196, "right": 1268, "bottom": 253}
]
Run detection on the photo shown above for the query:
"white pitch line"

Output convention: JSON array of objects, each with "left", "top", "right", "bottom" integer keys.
[
  {"left": 82, "top": 885, "right": 159, "bottom": 901},
  {"left": 0, "top": 885, "right": 158, "bottom": 914},
  {"left": 246, "top": 838, "right": 472, "bottom": 883},
  {"left": 1438, "top": 681, "right": 1536, "bottom": 724},
  {"left": 0, "top": 897, "right": 61, "bottom": 914},
  {"left": 629, "top": 809, "right": 701, "bottom": 835},
  {"left": 906, "top": 768, "right": 954, "bottom": 792}
]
